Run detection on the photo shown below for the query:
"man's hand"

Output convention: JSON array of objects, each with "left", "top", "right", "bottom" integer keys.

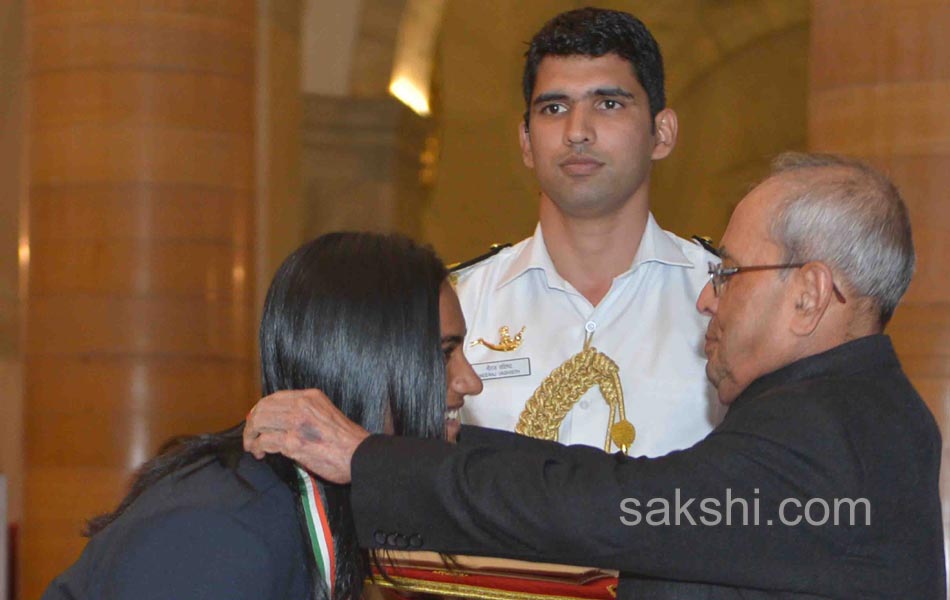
[{"left": 243, "top": 389, "right": 370, "bottom": 484}]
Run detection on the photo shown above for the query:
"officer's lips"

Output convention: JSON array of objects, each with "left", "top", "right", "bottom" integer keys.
[{"left": 559, "top": 155, "right": 604, "bottom": 176}]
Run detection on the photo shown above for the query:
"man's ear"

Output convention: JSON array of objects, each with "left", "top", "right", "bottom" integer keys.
[
  {"left": 519, "top": 120, "right": 534, "bottom": 169},
  {"left": 651, "top": 107, "right": 678, "bottom": 160},
  {"left": 790, "top": 262, "right": 837, "bottom": 336}
]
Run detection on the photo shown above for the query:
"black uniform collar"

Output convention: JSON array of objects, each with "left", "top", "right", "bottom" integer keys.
[{"left": 735, "top": 334, "right": 899, "bottom": 404}]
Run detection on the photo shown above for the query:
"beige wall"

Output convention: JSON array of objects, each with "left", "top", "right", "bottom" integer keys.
[
  {"left": 653, "top": 7, "right": 809, "bottom": 239},
  {"left": 423, "top": 0, "right": 809, "bottom": 263}
]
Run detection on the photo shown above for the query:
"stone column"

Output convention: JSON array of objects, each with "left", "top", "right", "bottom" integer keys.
[
  {"left": 298, "top": 0, "right": 431, "bottom": 244},
  {"left": 301, "top": 94, "right": 429, "bottom": 239},
  {"left": 22, "top": 1, "right": 257, "bottom": 595},
  {"left": 0, "top": 6, "right": 26, "bottom": 594}
]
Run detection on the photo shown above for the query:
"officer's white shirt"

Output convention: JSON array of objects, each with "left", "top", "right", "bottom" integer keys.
[{"left": 456, "top": 214, "right": 723, "bottom": 458}]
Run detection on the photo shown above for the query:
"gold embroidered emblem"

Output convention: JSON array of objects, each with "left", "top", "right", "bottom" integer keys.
[
  {"left": 515, "top": 339, "right": 635, "bottom": 454},
  {"left": 470, "top": 325, "right": 525, "bottom": 352}
]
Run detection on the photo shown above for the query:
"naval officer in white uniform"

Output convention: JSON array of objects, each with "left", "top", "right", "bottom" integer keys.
[{"left": 456, "top": 8, "right": 723, "bottom": 456}]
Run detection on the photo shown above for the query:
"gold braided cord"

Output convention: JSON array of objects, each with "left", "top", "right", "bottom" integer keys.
[{"left": 515, "top": 346, "right": 625, "bottom": 452}]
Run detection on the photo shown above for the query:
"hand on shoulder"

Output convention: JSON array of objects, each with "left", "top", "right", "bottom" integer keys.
[{"left": 243, "top": 388, "right": 370, "bottom": 484}]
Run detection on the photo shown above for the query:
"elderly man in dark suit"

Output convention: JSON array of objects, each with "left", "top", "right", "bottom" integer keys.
[{"left": 245, "top": 152, "right": 945, "bottom": 599}]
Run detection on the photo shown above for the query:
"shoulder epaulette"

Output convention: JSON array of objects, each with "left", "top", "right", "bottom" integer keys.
[
  {"left": 691, "top": 235, "right": 720, "bottom": 258},
  {"left": 448, "top": 243, "right": 512, "bottom": 272}
]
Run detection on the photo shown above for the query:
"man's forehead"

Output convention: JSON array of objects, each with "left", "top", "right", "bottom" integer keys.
[
  {"left": 720, "top": 184, "right": 784, "bottom": 258},
  {"left": 533, "top": 54, "right": 640, "bottom": 95},
  {"left": 734, "top": 177, "right": 789, "bottom": 221}
]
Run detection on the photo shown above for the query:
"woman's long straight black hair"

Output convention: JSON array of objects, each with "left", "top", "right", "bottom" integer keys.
[{"left": 86, "top": 232, "right": 449, "bottom": 599}]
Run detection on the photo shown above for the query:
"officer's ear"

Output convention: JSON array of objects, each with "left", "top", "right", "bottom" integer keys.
[
  {"left": 651, "top": 108, "right": 678, "bottom": 160},
  {"left": 519, "top": 120, "right": 534, "bottom": 169}
]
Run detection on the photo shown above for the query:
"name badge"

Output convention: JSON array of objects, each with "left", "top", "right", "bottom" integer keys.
[{"left": 473, "top": 358, "right": 531, "bottom": 381}]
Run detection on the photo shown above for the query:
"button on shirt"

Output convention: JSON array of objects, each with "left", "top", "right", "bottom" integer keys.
[{"left": 456, "top": 214, "right": 723, "bottom": 457}]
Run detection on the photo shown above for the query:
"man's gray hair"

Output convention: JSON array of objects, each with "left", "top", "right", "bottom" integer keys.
[{"left": 768, "top": 152, "right": 914, "bottom": 325}]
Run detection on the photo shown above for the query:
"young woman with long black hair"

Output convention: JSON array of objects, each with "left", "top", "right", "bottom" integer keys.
[{"left": 42, "top": 232, "right": 482, "bottom": 600}]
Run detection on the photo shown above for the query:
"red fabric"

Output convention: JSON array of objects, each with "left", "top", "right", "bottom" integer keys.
[{"left": 373, "top": 564, "right": 618, "bottom": 599}]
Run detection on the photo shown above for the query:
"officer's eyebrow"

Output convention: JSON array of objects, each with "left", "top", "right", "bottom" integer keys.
[
  {"left": 591, "top": 87, "right": 634, "bottom": 99},
  {"left": 532, "top": 87, "right": 635, "bottom": 107},
  {"left": 532, "top": 92, "right": 569, "bottom": 106}
]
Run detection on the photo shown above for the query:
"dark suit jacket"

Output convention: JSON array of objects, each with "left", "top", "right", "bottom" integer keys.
[
  {"left": 42, "top": 454, "right": 311, "bottom": 600},
  {"left": 352, "top": 335, "right": 945, "bottom": 598}
]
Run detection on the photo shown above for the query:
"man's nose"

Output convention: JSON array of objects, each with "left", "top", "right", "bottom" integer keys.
[
  {"left": 564, "top": 106, "right": 594, "bottom": 146},
  {"left": 696, "top": 280, "right": 718, "bottom": 316}
]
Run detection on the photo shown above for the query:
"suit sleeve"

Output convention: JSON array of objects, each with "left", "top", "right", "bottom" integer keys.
[
  {"left": 101, "top": 508, "right": 286, "bottom": 600},
  {"left": 351, "top": 400, "right": 865, "bottom": 588}
]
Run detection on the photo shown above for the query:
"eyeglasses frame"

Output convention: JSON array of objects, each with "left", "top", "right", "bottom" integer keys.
[{"left": 707, "top": 261, "right": 846, "bottom": 304}]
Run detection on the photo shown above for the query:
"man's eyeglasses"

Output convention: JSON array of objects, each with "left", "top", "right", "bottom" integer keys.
[{"left": 707, "top": 261, "right": 846, "bottom": 303}]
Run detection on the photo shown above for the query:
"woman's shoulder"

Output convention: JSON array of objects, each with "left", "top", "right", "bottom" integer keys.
[
  {"left": 142, "top": 452, "right": 300, "bottom": 531},
  {"left": 45, "top": 454, "right": 309, "bottom": 600},
  {"left": 172, "top": 451, "right": 289, "bottom": 497},
  {"left": 80, "top": 502, "right": 306, "bottom": 599}
]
